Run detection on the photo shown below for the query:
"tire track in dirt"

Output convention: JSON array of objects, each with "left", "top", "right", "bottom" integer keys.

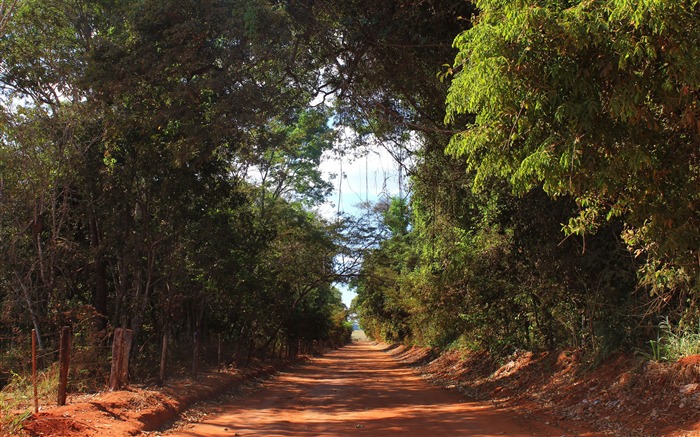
[{"left": 164, "top": 341, "right": 580, "bottom": 436}]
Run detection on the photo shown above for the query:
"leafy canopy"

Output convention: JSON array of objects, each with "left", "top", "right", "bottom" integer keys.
[{"left": 446, "top": 0, "right": 700, "bottom": 288}]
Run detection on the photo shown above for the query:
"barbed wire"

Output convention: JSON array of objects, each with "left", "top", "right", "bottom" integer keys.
[
  {"left": 36, "top": 348, "right": 59, "bottom": 360},
  {"left": 0, "top": 330, "right": 65, "bottom": 342},
  {"left": 0, "top": 326, "right": 120, "bottom": 342}
]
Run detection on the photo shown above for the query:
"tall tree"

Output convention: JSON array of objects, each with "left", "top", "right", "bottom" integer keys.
[
  {"left": 0, "top": 0, "right": 351, "bottom": 372},
  {"left": 446, "top": 0, "right": 700, "bottom": 308}
]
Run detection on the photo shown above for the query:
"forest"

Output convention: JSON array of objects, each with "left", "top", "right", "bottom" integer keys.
[{"left": 0, "top": 0, "right": 699, "bottom": 394}]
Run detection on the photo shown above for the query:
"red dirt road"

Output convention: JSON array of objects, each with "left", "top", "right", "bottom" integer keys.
[{"left": 166, "top": 342, "right": 577, "bottom": 436}]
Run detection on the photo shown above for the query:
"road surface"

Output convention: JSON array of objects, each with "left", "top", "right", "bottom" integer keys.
[{"left": 167, "top": 342, "right": 573, "bottom": 436}]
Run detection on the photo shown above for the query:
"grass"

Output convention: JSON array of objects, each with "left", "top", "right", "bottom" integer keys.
[
  {"left": 659, "top": 318, "right": 700, "bottom": 361},
  {"left": 640, "top": 318, "right": 700, "bottom": 362},
  {"left": 0, "top": 364, "right": 59, "bottom": 434}
]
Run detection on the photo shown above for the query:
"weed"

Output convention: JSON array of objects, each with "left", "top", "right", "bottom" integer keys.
[
  {"left": 660, "top": 318, "right": 700, "bottom": 361},
  {"left": 649, "top": 339, "right": 662, "bottom": 361},
  {"left": 637, "top": 318, "right": 700, "bottom": 362},
  {"left": 4, "top": 409, "right": 32, "bottom": 434}
]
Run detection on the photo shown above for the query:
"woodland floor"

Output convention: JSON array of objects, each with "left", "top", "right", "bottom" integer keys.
[{"left": 16, "top": 340, "right": 700, "bottom": 436}]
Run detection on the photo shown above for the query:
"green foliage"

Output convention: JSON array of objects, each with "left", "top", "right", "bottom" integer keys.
[
  {"left": 446, "top": 0, "right": 700, "bottom": 308},
  {"left": 3, "top": 0, "right": 698, "bottom": 394},
  {"left": 381, "top": 197, "right": 410, "bottom": 237},
  {"left": 250, "top": 107, "right": 337, "bottom": 207},
  {"left": 354, "top": 139, "right": 639, "bottom": 356},
  {"left": 319, "top": 0, "right": 698, "bottom": 363},
  {"left": 0, "top": 0, "right": 350, "bottom": 384}
]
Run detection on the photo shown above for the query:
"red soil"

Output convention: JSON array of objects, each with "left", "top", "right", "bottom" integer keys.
[
  {"left": 15, "top": 342, "right": 700, "bottom": 437},
  {"left": 19, "top": 362, "right": 288, "bottom": 437},
  {"left": 164, "top": 341, "right": 576, "bottom": 436},
  {"left": 394, "top": 345, "right": 700, "bottom": 436}
]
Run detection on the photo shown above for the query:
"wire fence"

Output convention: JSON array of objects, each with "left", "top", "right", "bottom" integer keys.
[
  {"left": 0, "top": 324, "right": 344, "bottom": 416},
  {"left": 1, "top": 327, "right": 114, "bottom": 409}
]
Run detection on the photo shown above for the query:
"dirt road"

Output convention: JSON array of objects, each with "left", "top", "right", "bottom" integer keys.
[{"left": 166, "top": 342, "right": 577, "bottom": 436}]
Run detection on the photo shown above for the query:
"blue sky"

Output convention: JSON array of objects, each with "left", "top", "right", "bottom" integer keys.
[{"left": 317, "top": 145, "right": 404, "bottom": 307}]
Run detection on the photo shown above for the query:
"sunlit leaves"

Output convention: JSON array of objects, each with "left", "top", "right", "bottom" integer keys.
[
  {"left": 446, "top": 0, "right": 700, "bottom": 297},
  {"left": 0, "top": 0, "right": 347, "bottom": 362}
]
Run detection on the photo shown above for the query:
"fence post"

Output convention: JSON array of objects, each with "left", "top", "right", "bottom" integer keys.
[
  {"left": 121, "top": 329, "right": 133, "bottom": 385},
  {"left": 159, "top": 333, "right": 168, "bottom": 384},
  {"left": 57, "top": 326, "right": 71, "bottom": 406},
  {"left": 217, "top": 333, "right": 222, "bottom": 369},
  {"left": 192, "top": 330, "right": 200, "bottom": 378},
  {"left": 109, "top": 328, "right": 123, "bottom": 390},
  {"left": 32, "top": 329, "right": 38, "bottom": 413},
  {"left": 109, "top": 328, "right": 133, "bottom": 390}
]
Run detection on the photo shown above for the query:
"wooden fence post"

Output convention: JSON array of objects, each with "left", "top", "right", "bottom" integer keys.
[
  {"left": 32, "top": 329, "right": 38, "bottom": 413},
  {"left": 217, "top": 333, "right": 222, "bottom": 369},
  {"left": 109, "top": 328, "right": 133, "bottom": 391},
  {"left": 57, "top": 327, "right": 71, "bottom": 406},
  {"left": 109, "top": 328, "right": 123, "bottom": 390},
  {"left": 121, "top": 329, "right": 133, "bottom": 385},
  {"left": 192, "top": 330, "right": 200, "bottom": 378},
  {"left": 159, "top": 333, "right": 168, "bottom": 385}
]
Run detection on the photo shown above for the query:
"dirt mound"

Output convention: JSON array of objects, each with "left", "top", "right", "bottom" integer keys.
[
  {"left": 19, "top": 360, "right": 298, "bottom": 437},
  {"left": 392, "top": 346, "right": 700, "bottom": 436}
]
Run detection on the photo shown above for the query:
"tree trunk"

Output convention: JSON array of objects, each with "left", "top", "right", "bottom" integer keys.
[{"left": 89, "top": 212, "right": 108, "bottom": 332}]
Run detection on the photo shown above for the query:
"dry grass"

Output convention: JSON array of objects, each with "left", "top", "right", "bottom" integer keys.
[{"left": 0, "top": 364, "right": 59, "bottom": 434}]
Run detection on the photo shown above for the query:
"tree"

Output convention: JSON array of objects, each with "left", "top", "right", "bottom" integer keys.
[
  {"left": 0, "top": 0, "right": 110, "bottom": 341},
  {"left": 245, "top": 107, "right": 337, "bottom": 212},
  {"left": 446, "top": 0, "right": 700, "bottom": 308},
  {"left": 0, "top": 0, "right": 20, "bottom": 36},
  {"left": 0, "top": 0, "right": 352, "bottom": 376}
]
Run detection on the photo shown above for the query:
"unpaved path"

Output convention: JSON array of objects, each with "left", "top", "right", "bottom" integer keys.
[{"left": 165, "top": 342, "right": 581, "bottom": 436}]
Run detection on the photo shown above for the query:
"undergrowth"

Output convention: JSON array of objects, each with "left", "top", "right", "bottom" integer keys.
[
  {"left": 642, "top": 318, "right": 700, "bottom": 362},
  {"left": 0, "top": 364, "right": 59, "bottom": 435}
]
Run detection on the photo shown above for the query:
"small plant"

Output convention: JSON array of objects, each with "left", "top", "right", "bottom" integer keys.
[
  {"left": 0, "top": 372, "right": 31, "bottom": 434},
  {"left": 3, "top": 409, "right": 32, "bottom": 435},
  {"left": 647, "top": 338, "right": 662, "bottom": 361}
]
